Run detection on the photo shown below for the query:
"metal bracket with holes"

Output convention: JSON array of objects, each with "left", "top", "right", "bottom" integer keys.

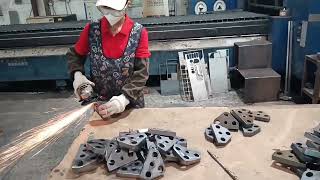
[
  {"left": 175, "top": 136, "right": 188, "bottom": 147},
  {"left": 305, "top": 132, "right": 320, "bottom": 144},
  {"left": 231, "top": 109, "right": 254, "bottom": 128},
  {"left": 72, "top": 144, "right": 101, "bottom": 174},
  {"left": 313, "top": 124, "right": 320, "bottom": 138},
  {"left": 117, "top": 133, "right": 147, "bottom": 151},
  {"left": 301, "top": 169, "right": 320, "bottom": 180},
  {"left": 214, "top": 112, "right": 239, "bottom": 131},
  {"left": 86, "top": 139, "right": 110, "bottom": 156},
  {"left": 303, "top": 147, "right": 320, "bottom": 159},
  {"left": 172, "top": 144, "right": 201, "bottom": 166},
  {"left": 116, "top": 160, "right": 144, "bottom": 178},
  {"left": 204, "top": 126, "right": 214, "bottom": 142},
  {"left": 272, "top": 150, "right": 306, "bottom": 169},
  {"left": 105, "top": 140, "right": 117, "bottom": 161},
  {"left": 163, "top": 150, "right": 180, "bottom": 163},
  {"left": 252, "top": 111, "right": 270, "bottom": 122},
  {"left": 107, "top": 148, "right": 138, "bottom": 172},
  {"left": 291, "top": 142, "right": 315, "bottom": 163},
  {"left": 148, "top": 128, "right": 176, "bottom": 137},
  {"left": 306, "top": 140, "right": 320, "bottom": 150},
  {"left": 211, "top": 123, "right": 232, "bottom": 146},
  {"left": 155, "top": 135, "right": 178, "bottom": 154},
  {"left": 140, "top": 145, "right": 165, "bottom": 179},
  {"left": 241, "top": 124, "right": 261, "bottom": 137}
]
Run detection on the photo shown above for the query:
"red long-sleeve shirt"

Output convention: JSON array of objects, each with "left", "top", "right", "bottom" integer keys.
[{"left": 75, "top": 16, "right": 151, "bottom": 59}]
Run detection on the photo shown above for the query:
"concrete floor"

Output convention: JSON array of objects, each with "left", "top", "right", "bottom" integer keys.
[{"left": 0, "top": 89, "right": 294, "bottom": 180}]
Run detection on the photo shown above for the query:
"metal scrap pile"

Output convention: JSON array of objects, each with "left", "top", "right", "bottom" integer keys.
[
  {"left": 205, "top": 109, "right": 270, "bottom": 146},
  {"left": 71, "top": 128, "right": 201, "bottom": 179},
  {"left": 272, "top": 124, "right": 320, "bottom": 179}
]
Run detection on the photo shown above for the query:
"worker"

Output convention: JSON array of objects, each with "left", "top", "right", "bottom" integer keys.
[{"left": 67, "top": 0, "right": 151, "bottom": 119}]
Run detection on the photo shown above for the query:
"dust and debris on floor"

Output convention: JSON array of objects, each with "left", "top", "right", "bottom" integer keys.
[{"left": 0, "top": 87, "right": 294, "bottom": 180}]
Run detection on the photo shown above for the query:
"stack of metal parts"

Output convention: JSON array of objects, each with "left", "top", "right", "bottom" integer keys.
[
  {"left": 272, "top": 124, "right": 320, "bottom": 179},
  {"left": 204, "top": 109, "right": 270, "bottom": 146},
  {"left": 71, "top": 128, "right": 201, "bottom": 179}
]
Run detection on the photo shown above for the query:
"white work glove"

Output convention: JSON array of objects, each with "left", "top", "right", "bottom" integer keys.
[
  {"left": 73, "top": 71, "right": 95, "bottom": 99},
  {"left": 97, "top": 94, "right": 130, "bottom": 119}
]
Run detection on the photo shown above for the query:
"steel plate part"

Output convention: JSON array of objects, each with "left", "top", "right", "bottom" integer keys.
[
  {"left": 204, "top": 126, "right": 215, "bottom": 142},
  {"left": 211, "top": 123, "right": 232, "bottom": 146},
  {"left": 272, "top": 150, "right": 306, "bottom": 169},
  {"left": 117, "top": 133, "right": 147, "bottom": 151},
  {"left": 214, "top": 112, "right": 239, "bottom": 131},
  {"left": 301, "top": 169, "right": 320, "bottom": 180},
  {"left": 313, "top": 124, "right": 320, "bottom": 138},
  {"left": 140, "top": 146, "right": 165, "bottom": 180},
  {"left": 252, "top": 111, "right": 271, "bottom": 122},
  {"left": 306, "top": 140, "right": 320, "bottom": 150},
  {"left": 230, "top": 109, "right": 254, "bottom": 128},
  {"left": 116, "top": 160, "right": 144, "bottom": 178},
  {"left": 175, "top": 136, "right": 188, "bottom": 147},
  {"left": 86, "top": 139, "right": 110, "bottom": 156},
  {"left": 71, "top": 144, "right": 100, "bottom": 174},
  {"left": 173, "top": 144, "right": 201, "bottom": 166},
  {"left": 163, "top": 150, "right": 180, "bottom": 163},
  {"left": 106, "top": 148, "right": 138, "bottom": 172},
  {"left": 242, "top": 124, "right": 261, "bottom": 137},
  {"left": 303, "top": 147, "right": 320, "bottom": 159},
  {"left": 148, "top": 128, "right": 176, "bottom": 137},
  {"left": 155, "top": 135, "right": 178, "bottom": 154},
  {"left": 305, "top": 132, "right": 320, "bottom": 144},
  {"left": 291, "top": 142, "right": 315, "bottom": 163}
]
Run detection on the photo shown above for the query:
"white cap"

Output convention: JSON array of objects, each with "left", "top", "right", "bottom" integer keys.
[{"left": 96, "top": 0, "right": 127, "bottom": 11}]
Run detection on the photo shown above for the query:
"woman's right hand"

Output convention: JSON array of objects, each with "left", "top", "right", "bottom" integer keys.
[{"left": 73, "top": 71, "right": 95, "bottom": 100}]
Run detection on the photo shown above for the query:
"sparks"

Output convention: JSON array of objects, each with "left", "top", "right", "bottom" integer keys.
[{"left": 0, "top": 103, "right": 94, "bottom": 174}]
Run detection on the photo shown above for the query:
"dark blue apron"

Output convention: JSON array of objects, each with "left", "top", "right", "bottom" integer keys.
[{"left": 88, "top": 20, "right": 144, "bottom": 108}]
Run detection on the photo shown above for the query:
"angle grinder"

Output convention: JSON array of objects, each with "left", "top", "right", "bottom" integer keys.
[{"left": 76, "top": 83, "right": 98, "bottom": 106}]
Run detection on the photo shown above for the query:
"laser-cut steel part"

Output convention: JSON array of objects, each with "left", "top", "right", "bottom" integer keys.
[
  {"left": 117, "top": 133, "right": 147, "bottom": 151},
  {"left": 272, "top": 150, "right": 306, "bottom": 169},
  {"left": 231, "top": 109, "right": 254, "bottom": 128},
  {"left": 140, "top": 145, "right": 165, "bottom": 180},
  {"left": 106, "top": 148, "right": 138, "bottom": 172},
  {"left": 211, "top": 123, "right": 232, "bottom": 146},
  {"left": 86, "top": 139, "right": 110, "bottom": 156},
  {"left": 173, "top": 144, "right": 201, "bottom": 166},
  {"left": 252, "top": 111, "right": 271, "bottom": 122},
  {"left": 306, "top": 140, "right": 320, "bottom": 150},
  {"left": 71, "top": 144, "right": 100, "bottom": 174},
  {"left": 148, "top": 128, "right": 176, "bottom": 137},
  {"left": 116, "top": 160, "right": 144, "bottom": 178},
  {"left": 214, "top": 112, "right": 239, "bottom": 131},
  {"left": 291, "top": 142, "right": 315, "bottom": 163},
  {"left": 301, "top": 169, "right": 320, "bottom": 180},
  {"left": 241, "top": 124, "right": 261, "bottom": 137},
  {"left": 204, "top": 126, "right": 214, "bottom": 142},
  {"left": 155, "top": 135, "right": 178, "bottom": 154},
  {"left": 305, "top": 132, "right": 320, "bottom": 144}
]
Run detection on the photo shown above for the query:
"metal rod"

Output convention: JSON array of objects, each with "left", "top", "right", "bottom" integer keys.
[
  {"left": 288, "top": 21, "right": 293, "bottom": 94},
  {"left": 207, "top": 150, "right": 238, "bottom": 180},
  {"left": 284, "top": 21, "right": 291, "bottom": 95}
]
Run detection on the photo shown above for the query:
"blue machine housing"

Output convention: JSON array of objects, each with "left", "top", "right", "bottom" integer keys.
[{"left": 285, "top": 0, "right": 320, "bottom": 92}]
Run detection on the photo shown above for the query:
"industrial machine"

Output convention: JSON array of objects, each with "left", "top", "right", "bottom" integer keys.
[{"left": 0, "top": 10, "right": 269, "bottom": 87}]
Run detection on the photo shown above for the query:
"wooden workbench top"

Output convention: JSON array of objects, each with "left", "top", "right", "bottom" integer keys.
[{"left": 49, "top": 105, "right": 320, "bottom": 180}]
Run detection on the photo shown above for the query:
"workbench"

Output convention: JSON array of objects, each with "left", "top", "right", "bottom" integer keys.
[{"left": 49, "top": 105, "right": 320, "bottom": 180}]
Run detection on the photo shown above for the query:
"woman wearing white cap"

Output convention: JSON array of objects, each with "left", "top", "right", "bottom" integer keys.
[{"left": 67, "top": 0, "right": 151, "bottom": 119}]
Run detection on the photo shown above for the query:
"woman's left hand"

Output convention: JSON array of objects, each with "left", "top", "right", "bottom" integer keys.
[{"left": 96, "top": 94, "right": 130, "bottom": 119}]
